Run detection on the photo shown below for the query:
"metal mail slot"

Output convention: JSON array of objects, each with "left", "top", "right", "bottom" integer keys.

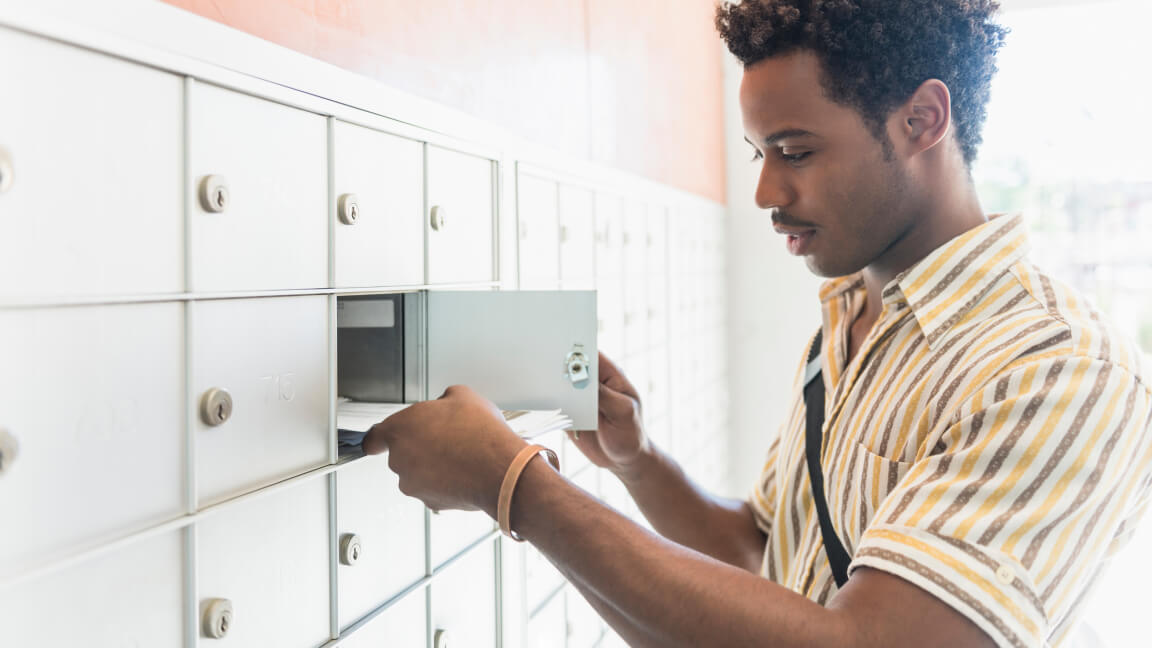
[{"left": 337, "top": 290, "right": 598, "bottom": 430}]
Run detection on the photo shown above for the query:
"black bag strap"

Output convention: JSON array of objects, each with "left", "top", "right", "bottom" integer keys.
[{"left": 803, "top": 328, "right": 852, "bottom": 587}]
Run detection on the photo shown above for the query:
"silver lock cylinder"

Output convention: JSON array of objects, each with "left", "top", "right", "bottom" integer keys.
[
  {"left": 0, "top": 146, "right": 13, "bottom": 194},
  {"left": 201, "top": 598, "right": 234, "bottom": 639},
  {"left": 200, "top": 388, "right": 233, "bottom": 427},
  {"left": 565, "top": 344, "right": 591, "bottom": 388},
  {"left": 430, "top": 205, "right": 447, "bottom": 231},
  {"left": 198, "top": 175, "right": 230, "bottom": 213},
  {"left": 339, "top": 533, "right": 363, "bottom": 566},
  {"left": 0, "top": 427, "right": 18, "bottom": 476},
  {"left": 338, "top": 193, "right": 360, "bottom": 225},
  {"left": 433, "top": 628, "right": 450, "bottom": 648}
]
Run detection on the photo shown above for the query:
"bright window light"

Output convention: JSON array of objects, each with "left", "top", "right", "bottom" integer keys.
[{"left": 973, "top": 2, "right": 1152, "bottom": 645}]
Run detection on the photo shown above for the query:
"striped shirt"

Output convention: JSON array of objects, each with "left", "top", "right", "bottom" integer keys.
[{"left": 749, "top": 214, "right": 1152, "bottom": 647}]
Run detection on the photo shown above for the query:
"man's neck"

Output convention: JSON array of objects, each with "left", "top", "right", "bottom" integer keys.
[{"left": 850, "top": 182, "right": 987, "bottom": 363}]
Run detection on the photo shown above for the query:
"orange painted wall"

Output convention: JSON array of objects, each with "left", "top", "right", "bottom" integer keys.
[{"left": 159, "top": 0, "right": 726, "bottom": 204}]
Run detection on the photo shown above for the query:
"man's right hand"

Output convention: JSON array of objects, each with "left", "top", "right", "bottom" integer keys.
[{"left": 568, "top": 353, "right": 652, "bottom": 479}]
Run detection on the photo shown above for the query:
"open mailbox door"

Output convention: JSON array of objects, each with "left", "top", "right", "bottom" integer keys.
[{"left": 423, "top": 291, "right": 598, "bottom": 431}]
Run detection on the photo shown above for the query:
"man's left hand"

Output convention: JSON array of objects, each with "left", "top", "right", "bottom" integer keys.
[{"left": 362, "top": 385, "right": 527, "bottom": 515}]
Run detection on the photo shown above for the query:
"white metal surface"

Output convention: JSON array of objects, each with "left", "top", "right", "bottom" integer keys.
[
  {"left": 337, "top": 586, "right": 427, "bottom": 647},
  {"left": 188, "top": 82, "right": 328, "bottom": 293},
  {"left": 425, "top": 290, "right": 598, "bottom": 431},
  {"left": 426, "top": 146, "right": 496, "bottom": 285},
  {"left": 196, "top": 479, "right": 330, "bottom": 647},
  {"left": 0, "top": 29, "right": 183, "bottom": 301},
  {"left": 193, "top": 296, "right": 329, "bottom": 505},
  {"left": 0, "top": 303, "right": 183, "bottom": 576},
  {"left": 430, "top": 509, "right": 496, "bottom": 570},
  {"left": 525, "top": 590, "right": 567, "bottom": 648},
  {"left": 516, "top": 172, "right": 560, "bottom": 290},
  {"left": 332, "top": 120, "right": 425, "bottom": 289},
  {"left": 336, "top": 454, "right": 427, "bottom": 629},
  {"left": 431, "top": 541, "right": 497, "bottom": 648},
  {"left": 0, "top": 530, "right": 183, "bottom": 647},
  {"left": 558, "top": 184, "right": 596, "bottom": 290}
]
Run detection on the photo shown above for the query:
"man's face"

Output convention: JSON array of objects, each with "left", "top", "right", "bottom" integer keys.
[{"left": 740, "top": 51, "right": 916, "bottom": 279}]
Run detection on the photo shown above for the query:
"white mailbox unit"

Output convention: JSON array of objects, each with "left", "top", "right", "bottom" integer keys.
[{"left": 0, "top": 4, "right": 730, "bottom": 648}]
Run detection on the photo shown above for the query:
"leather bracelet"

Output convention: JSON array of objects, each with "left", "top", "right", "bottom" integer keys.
[{"left": 498, "top": 444, "right": 560, "bottom": 542}]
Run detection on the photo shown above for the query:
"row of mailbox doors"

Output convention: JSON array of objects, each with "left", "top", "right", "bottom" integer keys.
[
  {"left": 1, "top": 26, "right": 499, "bottom": 301},
  {"left": 0, "top": 290, "right": 598, "bottom": 581}
]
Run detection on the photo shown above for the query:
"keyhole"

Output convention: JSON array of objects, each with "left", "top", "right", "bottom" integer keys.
[
  {"left": 349, "top": 204, "right": 358, "bottom": 221},
  {"left": 352, "top": 546, "right": 360, "bottom": 560},
  {"left": 215, "top": 188, "right": 226, "bottom": 208},
  {"left": 571, "top": 363, "right": 583, "bottom": 374},
  {"left": 217, "top": 402, "right": 226, "bottom": 422},
  {"left": 218, "top": 614, "right": 229, "bottom": 635}
]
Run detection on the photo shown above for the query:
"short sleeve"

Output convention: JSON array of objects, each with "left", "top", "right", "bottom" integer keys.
[
  {"left": 852, "top": 356, "right": 1152, "bottom": 648},
  {"left": 748, "top": 434, "right": 782, "bottom": 536}
]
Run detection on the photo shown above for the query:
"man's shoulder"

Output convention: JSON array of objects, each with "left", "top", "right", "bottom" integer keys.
[
  {"left": 1003, "top": 260, "right": 1148, "bottom": 381},
  {"left": 916, "top": 258, "right": 1149, "bottom": 405}
]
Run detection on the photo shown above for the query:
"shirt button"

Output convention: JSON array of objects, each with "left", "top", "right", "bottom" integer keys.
[{"left": 996, "top": 564, "right": 1015, "bottom": 585}]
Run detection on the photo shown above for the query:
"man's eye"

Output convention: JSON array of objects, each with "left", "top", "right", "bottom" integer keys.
[
  {"left": 780, "top": 151, "right": 811, "bottom": 164},
  {"left": 750, "top": 149, "right": 764, "bottom": 163}
]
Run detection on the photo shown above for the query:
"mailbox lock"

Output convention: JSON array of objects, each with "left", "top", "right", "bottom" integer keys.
[
  {"left": 201, "top": 598, "right": 233, "bottom": 639},
  {"left": 430, "top": 205, "right": 447, "bottom": 231},
  {"left": 0, "top": 147, "right": 13, "bottom": 194},
  {"left": 339, "top": 533, "right": 363, "bottom": 566},
  {"left": 0, "top": 427, "right": 18, "bottom": 476},
  {"left": 565, "top": 344, "right": 591, "bottom": 387},
  {"left": 338, "top": 193, "right": 360, "bottom": 225},
  {"left": 200, "top": 388, "right": 234, "bottom": 427},
  {"left": 434, "top": 629, "right": 450, "bottom": 648},
  {"left": 198, "top": 175, "right": 230, "bottom": 213}
]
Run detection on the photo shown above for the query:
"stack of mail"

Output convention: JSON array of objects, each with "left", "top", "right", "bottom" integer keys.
[{"left": 337, "top": 399, "right": 573, "bottom": 454}]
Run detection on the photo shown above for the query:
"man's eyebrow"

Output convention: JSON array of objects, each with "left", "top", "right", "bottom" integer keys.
[{"left": 745, "top": 129, "right": 819, "bottom": 148}]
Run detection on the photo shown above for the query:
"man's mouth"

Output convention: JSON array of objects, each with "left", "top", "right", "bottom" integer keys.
[{"left": 773, "top": 225, "right": 817, "bottom": 256}]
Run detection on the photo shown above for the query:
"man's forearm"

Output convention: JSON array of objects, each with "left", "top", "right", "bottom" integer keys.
[
  {"left": 502, "top": 459, "right": 851, "bottom": 648},
  {"left": 613, "top": 443, "right": 766, "bottom": 572}
]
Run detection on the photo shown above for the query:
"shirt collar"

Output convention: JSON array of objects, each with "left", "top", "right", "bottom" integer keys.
[
  {"left": 816, "top": 214, "right": 1031, "bottom": 349},
  {"left": 886, "top": 213, "right": 1030, "bottom": 348}
]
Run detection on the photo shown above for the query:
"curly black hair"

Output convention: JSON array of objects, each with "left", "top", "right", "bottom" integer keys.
[{"left": 716, "top": 0, "right": 1008, "bottom": 166}]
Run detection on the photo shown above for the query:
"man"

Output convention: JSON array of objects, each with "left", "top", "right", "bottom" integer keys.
[{"left": 365, "top": 1, "right": 1152, "bottom": 645}]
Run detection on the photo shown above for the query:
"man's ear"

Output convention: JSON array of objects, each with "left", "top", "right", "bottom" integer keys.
[{"left": 892, "top": 79, "right": 952, "bottom": 156}]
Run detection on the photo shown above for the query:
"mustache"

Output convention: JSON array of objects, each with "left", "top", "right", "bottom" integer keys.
[{"left": 770, "top": 209, "right": 817, "bottom": 229}]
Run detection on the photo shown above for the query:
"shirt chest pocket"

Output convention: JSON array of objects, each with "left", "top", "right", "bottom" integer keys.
[{"left": 827, "top": 442, "right": 913, "bottom": 552}]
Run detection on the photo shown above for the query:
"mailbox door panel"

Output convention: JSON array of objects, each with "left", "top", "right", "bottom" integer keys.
[
  {"left": 337, "top": 454, "right": 427, "bottom": 628},
  {"left": 425, "top": 291, "right": 597, "bottom": 430},
  {"left": 559, "top": 184, "right": 596, "bottom": 290},
  {"left": 430, "top": 544, "right": 496, "bottom": 648},
  {"left": 189, "top": 83, "right": 327, "bottom": 293},
  {"left": 340, "top": 590, "right": 427, "bottom": 648},
  {"left": 517, "top": 173, "right": 560, "bottom": 290},
  {"left": 333, "top": 121, "right": 424, "bottom": 288},
  {"left": 0, "top": 531, "right": 183, "bottom": 648},
  {"left": 193, "top": 296, "right": 329, "bottom": 505},
  {"left": 0, "top": 303, "right": 183, "bottom": 572},
  {"left": 0, "top": 30, "right": 182, "bottom": 300},
  {"left": 196, "top": 479, "right": 329, "bottom": 647},
  {"left": 426, "top": 146, "right": 495, "bottom": 285}
]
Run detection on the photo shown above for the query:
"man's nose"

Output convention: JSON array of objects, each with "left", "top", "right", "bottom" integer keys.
[{"left": 754, "top": 164, "right": 795, "bottom": 211}]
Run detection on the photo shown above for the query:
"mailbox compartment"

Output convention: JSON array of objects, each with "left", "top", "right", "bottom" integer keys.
[{"left": 337, "top": 290, "right": 598, "bottom": 431}]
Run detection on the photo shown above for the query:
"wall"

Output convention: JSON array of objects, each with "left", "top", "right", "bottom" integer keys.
[{"left": 159, "top": 0, "right": 726, "bottom": 204}]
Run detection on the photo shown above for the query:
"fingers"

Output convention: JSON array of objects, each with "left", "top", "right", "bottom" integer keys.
[
  {"left": 362, "top": 420, "right": 390, "bottom": 455},
  {"left": 598, "top": 353, "right": 639, "bottom": 400},
  {"left": 599, "top": 381, "right": 637, "bottom": 422}
]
